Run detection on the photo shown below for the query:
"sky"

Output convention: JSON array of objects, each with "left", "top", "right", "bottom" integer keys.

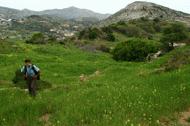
[{"left": 0, "top": 0, "right": 190, "bottom": 14}]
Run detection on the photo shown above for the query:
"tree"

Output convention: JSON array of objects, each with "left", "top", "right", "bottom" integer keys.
[{"left": 161, "top": 23, "right": 188, "bottom": 51}]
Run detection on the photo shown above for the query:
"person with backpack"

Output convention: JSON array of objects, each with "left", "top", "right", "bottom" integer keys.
[{"left": 21, "top": 59, "right": 40, "bottom": 96}]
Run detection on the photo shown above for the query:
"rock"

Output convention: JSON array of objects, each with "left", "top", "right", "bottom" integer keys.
[
  {"left": 147, "top": 50, "right": 163, "bottom": 61},
  {"left": 173, "top": 43, "right": 186, "bottom": 48},
  {"left": 79, "top": 74, "right": 87, "bottom": 82},
  {"left": 39, "top": 113, "right": 52, "bottom": 126}
]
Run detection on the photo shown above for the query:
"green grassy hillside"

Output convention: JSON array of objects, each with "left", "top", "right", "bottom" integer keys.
[{"left": 1, "top": 40, "right": 190, "bottom": 126}]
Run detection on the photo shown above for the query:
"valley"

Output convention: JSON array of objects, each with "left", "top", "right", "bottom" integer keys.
[{"left": 1, "top": 1, "right": 190, "bottom": 126}]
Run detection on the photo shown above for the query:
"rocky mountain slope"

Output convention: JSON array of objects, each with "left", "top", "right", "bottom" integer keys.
[{"left": 100, "top": 1, "right": 190, "bottom": 26}]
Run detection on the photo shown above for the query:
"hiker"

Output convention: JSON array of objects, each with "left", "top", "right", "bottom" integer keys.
[{"left": 21, "top": 59, "right": 40, "bottom": 96}]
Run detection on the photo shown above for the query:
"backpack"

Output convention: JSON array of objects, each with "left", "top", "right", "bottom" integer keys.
[{"left": 24, "top": 65, "right": 40, "bottom": 80}]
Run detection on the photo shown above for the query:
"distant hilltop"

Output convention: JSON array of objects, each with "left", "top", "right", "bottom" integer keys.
[
  {"left": 99, "top": 1, "right": 190, "bottom": 26},
  {"left": 0, "top": 6, "right": 110, "bottom": 20}
]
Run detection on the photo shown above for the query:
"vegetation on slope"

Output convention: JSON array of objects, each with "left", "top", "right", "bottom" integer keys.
[
  {"left": 1, "top": 40, "right": 190, "bottom": 125},
  {"left": 78, "top": 18, "right": 166, "bottom": 41}
]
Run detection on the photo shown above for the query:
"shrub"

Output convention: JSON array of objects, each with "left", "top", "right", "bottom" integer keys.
[
  {"left": 162, "top": 49, "right": 190, "bottom": 71},
  {"left": 78, "top": 30, "right": 86, "bottom": 39},
  {"left": 78, "top": 28, "right": 102, "bottom": 40},
  {"left": 161, "top": 23, "right": 189, "bottom": 51},
  {"left": 125, "top": 25, "right": 145, "bottom": 37},
  {"left": 105, "top": 33, "right": 115, "bottom": 42},
  {"left": 140, "top": 17, "right": 149, "bottom": 22},
  {"left": 153, "top": 23, "right": 161, "bottom": 32},
  {"left": 153, "top": 18, "right": 160, "bottom": 23},
  {"left": 89, "top": 31, "right": 98, "bottom": 40},
  {"left": 48, "top": 35, "right": 56, "bottom": 42},
  {"left": 113, "top": 24, "right": 146, "bottom": 38},
  {"left": 88, "top": 28, "right": 100, "bottom": 40},
  {"left": 117, "top": 21, "right": 126, "bottom": 25},
  {"left": 112, "top": 38, "right": 159, "bottom": 61},
  {"left": 138, "top": 23, "right": 156, "bottom": 33},
  {"left": 26, "top": 32, "right": 46, "bottom": 44},
  {"left": 102, "top": 26, "right": 113, "bottom": 34}
]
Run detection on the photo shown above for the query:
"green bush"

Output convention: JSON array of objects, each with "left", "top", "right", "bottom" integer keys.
[
  {"left": 105, "top": 33, "right": 115, "bottom": 42},
  {"left": 78, "top": 28, "right": 102, "bottom": 40},
  {"left": 162, "top": 48, "right": 190, "bottom": 71},
  {"left": 153, "top": 18, "right": 160, "bottom": 23},
  {"left": 117, "top": 21, "right": 126, "bottom": 25},
  {"left": 112, "top": 24, "right": 147, "bottom": 38},
  {"left": 112, "top": 38, "right": 159, "bottom": 61},
  {"left": 101, "top": 26, "right": 113, "bottom": 34},
  {"left": 26, "top": 32, "right": 46, "bottom": 44},
  {"left": 48, "top": 35, "right": 56, "bottom": 42},
  {"left": 88, "top": 31, "right": 98, "bottom": 40},
  {"left": 78, "top": 30, "right": 86, "bottom": 39},
  {"left": 130, "top": 18, "right": 160, "bottom": 33},
  {"left": 161, "top": 23, "right": 189, "bottom": 51},
  {"left": 88, "top": 28, "right": 100, "bottom": 40},
  {"left": 153, "top": 23, "right": 161, "bottom": 32},
  {"left": 137, "top": 23, "right": 156, "bottom": 33}
]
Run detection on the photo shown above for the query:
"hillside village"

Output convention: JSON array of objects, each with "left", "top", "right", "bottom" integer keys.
[{"left": 0, "top": 15, "right": 81, "bottom": 40}]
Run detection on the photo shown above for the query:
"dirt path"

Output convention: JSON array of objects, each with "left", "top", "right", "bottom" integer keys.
[
  {"left": 179, "top": 108, "right": 190, "bottom": 126},
  {"left": 159, "top": 108, "right": 190, "bottom": 126}
]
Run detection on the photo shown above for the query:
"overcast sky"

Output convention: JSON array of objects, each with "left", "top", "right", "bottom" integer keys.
[{"left": 0, "top": 0, "right": 190, "bottom": 14}]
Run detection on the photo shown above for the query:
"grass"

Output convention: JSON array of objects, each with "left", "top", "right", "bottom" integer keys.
[{"left": 1, "top": 40, "right": 190, "bottom": 126}]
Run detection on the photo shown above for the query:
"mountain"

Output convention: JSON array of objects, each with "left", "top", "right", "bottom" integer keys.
[
  {"left": 0, "top": 6, "right": 20, "bottom": 19},
  {"left": 41, "top": 7, "right": 110, "bottom": 20},
  {"left": 0, "top": 6, "right": 110, "bottom": 20},
  {"left": 100, "top": 1, "right": 190, "bottom": 26}
]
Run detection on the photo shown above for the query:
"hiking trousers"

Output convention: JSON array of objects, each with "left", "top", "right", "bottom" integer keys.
[{"left": 26, "top": 76, "right": 37, "bottom": 96}]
